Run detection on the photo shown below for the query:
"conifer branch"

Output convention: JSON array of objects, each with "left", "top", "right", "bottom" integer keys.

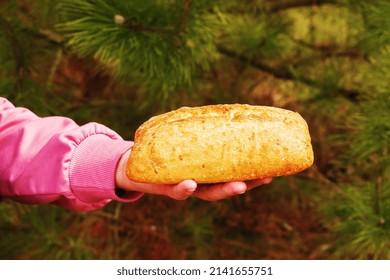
[
  {"left": 0, "top": 13, "right": 25, "bottom": 76},
  {"left": 0, "top": 12, "right": 26, "bottom": 92},
  {"left": 290, "top": 37, "right": 364, "bottom": 59},
  {"left": 119, "top": 1, "right": 192, "bottom": 37},
  {"left": 265, "top": 0, "right": 337, "bottom": 12},
  {"left": 180, "top": 0, "right": 191, "bottom": 31},
  {"left": 123, "top": 18, "right": 173, "bottom": 34},
  {"left": 374, "top": 174, "right": 383, "bottom": 217},
  {"left": 217, "top": 45, "right": 362, "bottom": 102},
  {"left": 37, "top": 29, "right": 64, "bottom": 45}
]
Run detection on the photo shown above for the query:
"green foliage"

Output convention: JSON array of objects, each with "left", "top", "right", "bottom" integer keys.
[
  {"left": 355, "top": 0, "right": 390, "bottom": 52},
  {"left": 0, "top": 202, "right": 136, "bottom": 259},
  {"left": 325, "top": 181, "right": 390, "bottom": 259},
  {"left": 0, "top": 203, "right": 90, "bottom": 259},
  {"left": 58, "top": 0, "right": 222, "bottom": 97},
  {"left": 320, "top": 0, "right": 390, "bottom": 260},
  {"left": 347, "top": 96, "right": 390, "bottom": 164},
  {"left": 221, "top": 14, "right": 290, "bottom": 59},
  {"left": 172, "top": 204, "right": 214, "bottom": 259}
]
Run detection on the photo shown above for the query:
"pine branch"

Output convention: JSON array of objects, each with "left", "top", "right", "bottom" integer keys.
[
  {"left": 37, "top": 29, "right": 64, "bottom": 45},
  {"left": 374, "top": 173, "right": 382, "bottom": 216},
  {"left": 266, "top": 0, "right": 337, "bottom": 12},
  {"left": 180, "top": 0, "right": 191, "bottom": 32},
  {"left": 119, "top": 1, "right": 191, "bottom": 35},
  {"left": 0, "top": 13, "right": 25, "bottom": 75},
  {"left": 217, "top": 45, "right": 362, "bottom": 102},
  {"left": 0, "top": 12, "right": 26, "bottom": 92},
  {"left": 290, "top": 37, "right": 364, "bottom": 59},
  {"left": 122, "top": 17, "right": 174, "bottom": 34}
]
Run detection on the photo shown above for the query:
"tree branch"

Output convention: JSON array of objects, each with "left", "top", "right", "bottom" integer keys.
[
  {"left": 0, "top": 13, "right": 25, "bottom": 75},
  {"left": 265, "top": 0, "right": 337, "bottom": 13},
  {"left": 217, "top": 45, "right": 362, "bottom": 102},
  {"left": 123, "top": 18, "right": 173, "bottom": 35},
  {"left": 290, "top": 37, "right": 364, "bottom": 59},
  {"left": 181, "top": 0, "right": 191, "bottom": 31},
  {"left": 0, "top": 12, "right": 26, "bottom": 92}
]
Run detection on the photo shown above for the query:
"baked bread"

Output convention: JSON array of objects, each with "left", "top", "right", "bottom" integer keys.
[{"left": 126, "top": 104, "right": 314, "bottom": 184}]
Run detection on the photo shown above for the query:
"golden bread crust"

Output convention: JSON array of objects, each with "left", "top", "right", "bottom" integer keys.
[{"left": 126, "top": 104, "right": 314, "bottom": 184}]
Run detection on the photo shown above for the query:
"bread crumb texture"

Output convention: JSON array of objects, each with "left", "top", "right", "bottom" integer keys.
[{"left": 126, "top": 104, "right": 314, "bottom": 184}]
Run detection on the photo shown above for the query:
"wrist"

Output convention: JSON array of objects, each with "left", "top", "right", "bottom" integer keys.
[
  {"left": 115, "top": 148, "right": 132, "bottom": 190},
  {"left": 69, "top": 135, "right": 141, "bottom": 202}
]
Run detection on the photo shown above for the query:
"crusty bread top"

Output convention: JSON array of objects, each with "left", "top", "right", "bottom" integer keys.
[{"left": 134, "top": 104, "right": 302, "bottom": 141}]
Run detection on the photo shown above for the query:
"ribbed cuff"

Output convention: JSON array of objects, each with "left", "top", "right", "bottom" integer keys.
[{"left": 69, "top": 134, "right": 143, "bottom": 203}]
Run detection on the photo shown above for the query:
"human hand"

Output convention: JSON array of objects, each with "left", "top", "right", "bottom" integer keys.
[{"left": 115, "top": 148, "right": 272, "bottom": 201}]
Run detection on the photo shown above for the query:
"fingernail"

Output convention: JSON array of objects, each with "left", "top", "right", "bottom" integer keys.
[
  {"left": 185, "top": 181, "right": 197, "bottom": 192},
  {"left": 263, "top": 177, "right": 273, "bottom": 184},
  {"left": 235, "top": 184, "right": 247, "bottom": 194}
]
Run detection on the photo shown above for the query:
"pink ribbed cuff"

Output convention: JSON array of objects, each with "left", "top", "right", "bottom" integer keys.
[{"left": 69, "top": 134, "right": 142, "bottom": 203}]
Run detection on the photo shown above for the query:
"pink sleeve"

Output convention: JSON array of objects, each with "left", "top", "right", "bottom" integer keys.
[{"left": 0, "top": 97, "right": 143, "bottom": 211}]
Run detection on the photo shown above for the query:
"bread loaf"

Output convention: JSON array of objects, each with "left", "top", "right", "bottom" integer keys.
[{"left": 126, "top": 104, "right": 314, "bottom": 184}]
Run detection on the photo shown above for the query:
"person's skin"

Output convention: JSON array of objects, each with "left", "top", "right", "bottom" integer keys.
[{"left": 115, "top": 148, "right": 273, "bottom": 201}]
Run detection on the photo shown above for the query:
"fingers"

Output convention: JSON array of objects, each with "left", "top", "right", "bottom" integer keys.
[
  {"left": 121, "top": 177, "right": 272, "bottom": 201},
  {"left": 192, "top": 181, "right": 247, "bottom": 201},
  {"left": 192, "top": 177, "right": 273, "bottom": 201},
  {"left": 117, "top": 149, "right": 273, "bottom": 201},
  {"left": 122, "top": 179, "right": 197, "bottom": 200},
  {"left": 245, "top": 177, "right": 273, "bottom": 190}
]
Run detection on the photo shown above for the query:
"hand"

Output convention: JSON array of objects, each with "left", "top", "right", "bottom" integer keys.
[{"left": 115, "top": 148, "right": 272, "bottom": 201}]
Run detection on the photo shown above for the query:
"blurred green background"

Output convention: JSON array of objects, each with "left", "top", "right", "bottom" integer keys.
[{"left": 1, "top": 0, "right": 390, "bottom": 259}]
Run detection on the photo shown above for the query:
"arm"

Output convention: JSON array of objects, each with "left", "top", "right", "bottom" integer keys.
[
  {"left": 0, "top": 97, "right": 142, "bottom": 211},
  {"left": 0, "top": 97, "right": 272, "bottom": 211}
]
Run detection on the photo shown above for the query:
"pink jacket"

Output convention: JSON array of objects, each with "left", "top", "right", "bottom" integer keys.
[{"left": 0, "top": 97, "right": 142, "bottom": 211}]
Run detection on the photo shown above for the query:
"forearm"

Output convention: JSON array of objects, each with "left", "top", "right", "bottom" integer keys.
[{"left": 0, "top": 97, "right": 142, "bottom": 211}]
